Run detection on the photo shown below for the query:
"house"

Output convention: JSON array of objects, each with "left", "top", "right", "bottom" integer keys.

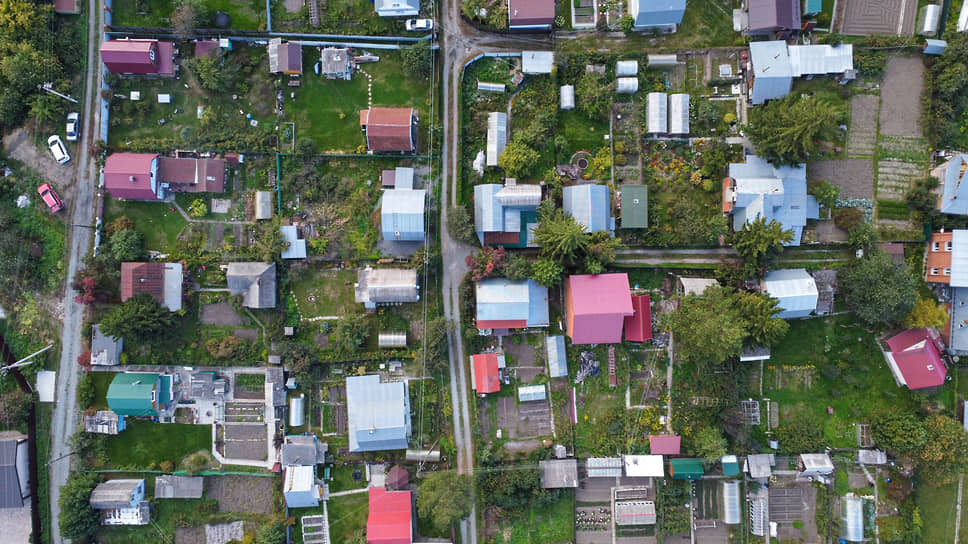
[
  {"left": 669, "top": 458, "right": 703, "bottom": 480},
  {"left": 884, "top": 328, "right": 948, "bottom": 390},
  {"left": 472, "top": 353, "right": 503, "bottom": 394},
  {"left": 646, "top": 92, "right": 668, "bottom": 135},
  {"left": 624, "top": 295, "right": 652, "bottom": 342},
  {"left": 106, "top": 372, "right": 172, "bottom": 417},
  {"left": 0, "top": 433, "right": 28, "bottom": 508},
  {"left": 366, "top": 488, "right": 412, "bottom": 544},
  {"left": 649, "top": 434, "right": 681, "bottom": 455},
  {"left": 749, "top": 41, "right": 854, "bottom": 104},
  {"left": 546, "top": 335, "right": 568, "bottom": 378},
  {"left": 90, "top": 479, "right": 149, "bottom": 525},
  {"left": 486, "top": 112, "right": 508, "bottom": 167},
  {"left": 565, "top": 273, "right": 633, "bottom": 344},
  {"left": 283, "top": 465, "right": 320, "bottom": 507},
  {"left": 746, "top": 0, "right": 801, "bottom": 34},
  {"left": 120, "top": 262, "right": 183, "bottom": 312},
  {"left": 623, "top": 454, "right": 664, "bottom": 478},
  {"left": 360, "top": 108, "right": 418, "bottom": 153},
  {"left": 103, "top": 153, "right": 226, "bottom": 200},
  {"left": 563, "top": 185, "right": 614, "bottom": 234},
  {"left": 226, "top": 262, "right": 277, "bottom": 309},
  {"left": 319, "top": 47, "right": 352, "bottom": 80},
  {"left": 539, "top": 459, "right": 579, "bottom": 488},
  {"left": 84, "top": 410, "right": 125, "bottom": 435},
  {"left": 475, "top": 278, "right": 550, "bottom": 329},
  {"left": 798, "top": 453, "right": 835, "bottom": 478},
  {"left": 473, "top": 181, "right": 541, "bottom": 246},
  {"left": 280, "top": 225, "right": 307, "bottom": 259},
  {"left": 355, "top": 268, "right": 420, "bottom": 309},
  {"left": 100, "top": 39, "right": 175, "bottom": 76},
  {"left": 346, "top": 374, "right": 411, "bottom": 452},
  {"left": 508, "top": 0, "right": 555, "bottom": 29},
  {"left": 381, "top": 188, "right": 426, "bottom": 241},
  {"left": 375, "top": 0, "right": 419, "bottom": 17},
  {"left": 934, "top": 155, "right": 968, "bottom": 215},
  {"left": 761, "top": 269, "right": 819, "bottom": 319},
  {"left": 154, "top": 476, "right": 203, "bottom": 499},
  {"left": 724, "top": 155, "right": 819, "bottom": 246},
  {"left": 91, "top": 324, "right": 122, "bottom": 366},
  {"left": 281, "top": 434, "right": 327, "bottom": 466},
  {"left": 627, "top": 0, "right": 686, "bottom": 31},
  {"left": 267, "top": 39, "right": 302, "bottom": 74},
  {"left": 521, "top": 51, "right": 554, "bottom": 74}
]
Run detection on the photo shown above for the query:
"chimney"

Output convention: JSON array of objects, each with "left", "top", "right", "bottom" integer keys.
[{"left": 129, "top": 176, "right": 136, "bottom": 182}]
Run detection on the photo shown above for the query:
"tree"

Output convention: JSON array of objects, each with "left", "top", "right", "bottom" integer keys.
[
  {"left": 834, "top": 207, "right": 865, "bottom": 231},
  {"left": 619, "top": 14, "right": 635, "bottom": 33},
  {"left": 504, "top": 253, "right": 532, "bottom": 281},
  {"left": 109, "top": 229, "right": 146, "bottom": 262},
  {"left": 839, "top": 250, "right": 917, "bottom": 326},
  {"left": 533, "top": 212, "right": 589, "bottom": 267},
  {"left": 0, "top": 389, "right": 29, "bottom": 428},
  {"left": 255, "top": 519, "right": 286, "bottom": 544},
  {"left": 904, "top": 296, "right": 949, "bottom": 330},
  {"left": 447, "top": 206, "right": 478, "bottom": 246},
  {"left": 734, "top": 291, "right": 789, "bottom": 347},
  {"left": 869, "top": 410, "right": 927, "bottom": 454},
  {"left": 465, "top": 245, "right": 506, "bottom": 281},
  {"left": 402, "top": 40, "right": 432, "bottom": 79},
  {"left": 59, "top": 471, "right": 100, "bottom": 540},
  {"left": 731, "top": 217, "right": 794, "bottom": 276},
  {"left": 497, "top": 140, "right": 540, "bottom": 179},
  {"left": 670, "top": 286, "right": 747, "bottom": 366},
  {"left": 847, "top": 222, "right": 878, "bottom": 251},
  {"left": 417, "top": 471, "right": 473, "bottom": 533},
  {"left": 295, "top": 137, "right": 316, "bottom": 157},
  {"left": 99, "top": 292, "right": 180, "bottom": 344},
  {"left": 746, "top": 94, "right": 842, "bottom": 165},
  {"left": 918, "top": 415, "right": 968, "bottom": 486},
  {"left": 417, "top": 316, "right": 450, "bottom": 376},
  {"left": 78, "top": 372, "right": 96, "bottom": 409},
  {"left": 808, "top": 180, "right": 840, "bottom": 211},
  {"left": 186, "top": 52, "right": 240, "bottom": 92},
  {"left": 577, "top": 71, "right": 614, "bottom": 121},
  {"left": 188, "top": 199, "right": 207, "bottom": 218},
  {"left": 692, "top": 426, "right": 727, "bottom": 461},
  {"left": 694, "top": 100, "right": 720, "bottom": 129},
  {"left": 332, "top": 314, "right": 369, "bottom": 353},
  {"left": 775, "top": 416, "right": 825, "bottom": 453},
  {"left": 531, "top": 257, "right": 564, "bottom": 287}
]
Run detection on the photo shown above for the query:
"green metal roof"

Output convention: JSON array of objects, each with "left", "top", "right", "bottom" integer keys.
[
  {"left": 670, "top": 458, "right": 704, "bottom": 480},
  {"left": 722, "top": 459, "right": 740, "bottom": 477},
  {"left": 107, "top": 373, "right": 159, "bottom": 416},
  {"left": 621, "top": 185, "right": 648, "bottom": 229}
]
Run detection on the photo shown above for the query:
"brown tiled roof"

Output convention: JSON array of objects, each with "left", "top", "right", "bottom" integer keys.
[
  {"left": 120, "top": 262, "right": 165, "bottom": 303},
  {"left": 158, "top": 157, "right": 226, "bottom": 193},
  {"left": 104, "top": 153, "right": 158, "bottom": 200},
  {"left": 508, "top": 0, "right": 555, "bottom": 25},
  {"left": 361, "top": 108, "right": 415, "bottom": 152}
]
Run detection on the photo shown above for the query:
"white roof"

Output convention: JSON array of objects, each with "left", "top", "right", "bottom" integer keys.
[
  {"left": 560, "top": 85, "right": 575, "bottom": 110},
  {"left": 616, "top": 60, "right": 639, "bottom": 76},
  {"left": 617, "top": 77, "right": 639, "bottom": 94},
  {"left": 521, "top": 51, "right": 554, "bottom": 74},
  {"left": 280, "top": 225, "right": 307, "bottom": 259},
  {"left": 163, "top": 263, "right": 183, "bottom": 312},
  {"left": 951, "top": 230, "right": 968, "bottom": 287},
  {"left": 679, "top": 277, "right": 719, "bottom": 296},
  {"left": 762, "top": 269, "right": 818, "bottom": 318},
  {"left": 722, "top": 480, "right": 741, "bottom": 525},
  {"left": 486, "top": 112, "right": 508, "bottom": 167},
  {"left": 959, "top": 0, "right": 968, "bottom": 31},
  {"left": 788, "top": 44, "right": 854, "bottom": 77},
  {"left": 857, "top": 449, "right": 887, "bottom": 465},
  {"left": 669, "top": 93, "right": 689, "bottom": 135},
  {"left": 647, "top": 93, "right": 667, "bottom": 134},
  {"left": 800, "top": 453, "right": 834, "bottom": 470},
  {"left": 623, "top": 454, "right": 664, "bottom": 477},
  {"left": 284, "top": 465, "right": 316, "bottom": 493},
  {"left": 745, "top": 453, "right": 774, "bottom": 478},
  {"left": 393, "top": 166, "right": 415, "bottom": 190},
  {"left": 36, "top": 371, "right": 55, "bottom": 403}
]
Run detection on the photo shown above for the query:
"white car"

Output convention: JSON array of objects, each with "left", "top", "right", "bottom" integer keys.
[
  {"left": 405, "top": 18, "right": 434, "bottom": 31},
  {"left": 66, "top": 112, "right": 79, "bottom": 141},
  {"left": 47, "top": 135, "right": 70, "bottom": 164}
]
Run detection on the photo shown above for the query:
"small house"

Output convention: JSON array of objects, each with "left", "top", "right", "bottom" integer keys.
[
  {"left": 100, "top": 39, "right": 175, "bottom": 76},
  {"left": 761, "top": 269, "right": 819, "bottom": 319},
  {"left": 281, "top": 434, "right": 327, "bottom": 466},
  {"left": 934, "top": 155, "right": 968, "bottom": 215},
  {"left": 366, "top": 488, "right": 413, "bottom": 544},
  {"left": 90, "top": 479, "right": 149, "bottom": 525},
  {"left": 649, "top": 434, "right": 681, "bottom": 455},
  {"left": 539, "top": 459, "right": 579, "bottom": 488},
  {"left": 924, "top": 39, "right": 948, "bottom": 55},
  {"left": 120, "top": 262, "right": 183, "bottom": 312},
  {"left": 627, "top": 0, "right": 686, "bottom": 31},
  {"left": 280, "top": 225, "right": 307, "bottom": 259},
  {"left": 471, "top": 353, "right": 503, "bottom": 394},
  {"left": 474, "top": 181, "right": 541, "bottom": 247},
  {"left": 475, "top": 278, "right": 549, "bottom": 330},
  {"left": 91, "top": 324, "right": 122, "bottom": 366},
  {"left": 745, "top": 453, "right": 775, "bottom": 480},
  {"left": 360, "top": 108, "right": 418, "bottom": 153},
  {"left": 226, "top": 262, "right": 277, "bottom": 309},
  {"left": 346, "top": 374, "right": 411, "bottom": 452},
  {"left": 797, "top": 453, "right": 834, "bottom": 478},
  {"left": 623, "top": 454, "right": 664, "bottom": 478},
  {"left": 725, "top": 155, "right": 819, "bottom": 246},
  {"left": 374, "top": 0, "right": 419, "bottom": 17},
  {"left": 154, "top": 476, "right": 203, "bottom": 499},
  {"left": 521, "top": 51, "right": 554, "bottom": 74},
  {"left": 669, "top": 458, "right": 703, "bottom": 480},
  {"left": 565, "top": 273, "right": 633, "bottom": 344},
  {"left": 381, "top": 188, "right": 426, "bottom": 242},
  {"left": 283, "top": 465, "right": 320, "bottom": 507},
  {"left": 84, "top": 410, "right": 125, "bottom": 435},
  {"left": 508, "top": 0, "right": 555, "bottom": 30},
  {"left": 106, "top": 372, "right": 172, "bottom": 417},
  {"left": 0, "top": 433, "right": 29, "bottom": 508},
  {"left": 620, "top": 185, "right": 648, "bottom": 229},
  {"left": 355, "top": 268, "right": 420, "bottom": 309},
  {"left": 486, "top": 112, "right": 508, "bottom": 167},
  {"left": 268, "top": 39, "right": 302, "bottom": 75},
  {"left": 884, "top": 328, "right": 948, "bottom": 390},
  {"left": 624, "top": 295, "right": 652, "bottom": 342},
  {"left": 319, "top": 47, "right": 352, "bottom": 80},
  {"left": 563, "top": 184, "right": 614, "bottom": 234}
]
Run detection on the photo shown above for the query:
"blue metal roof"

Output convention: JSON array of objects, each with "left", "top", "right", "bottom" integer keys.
[
  {"left": 631, "top": 0, "right": 686, "bottom": 27},
  {"left": 728, "top": 156, "right": 809, "bottom": 246},
  {"left": 381, "top": 189, "right": 426, "bottom": 241},
  {"left": 546, "top": 335, "right": 567, "bottom": 378},
  {"left": 476, "top": 278, "right": 550, "bottom": 327},
  {"left": 563, "top": 185, "right": 612, "bottom": 234},
  {"left": 346, "top": 375, "right": 410, "bottom": 452},
  {"left": 762, "top": 269, "right": 818, "bottom": 319},
  {"left": 939, "top": 155, "right": 968, "bottom": 215},
  {"left": 924, "top": 39, "right": 948, "bottom": 55}
]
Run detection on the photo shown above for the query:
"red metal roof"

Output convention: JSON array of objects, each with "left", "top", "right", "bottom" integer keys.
[
  {"left": 366, "top": 488, "right": 411, "bottom": 544},
  {"left": 472, "top": 353, "right": 501, "bottom": 394},
  {"left": 361, "top": 108, "right": 415, "bottom": 152},
  {"left": 104, "top": 153, "right": 159, "bottom": 200},
  {"left": 566, "top": 274, "right": 633, "bottom": 344},
  {"left": 886, "top": 328, "right": 947, "bottom": 390},
  {"left": 624, "top": 295, "right": 653, "bottom": 342},
  {"left": 53, "top": 0, "right": 79, "bottom": 13},
  {"left": 120, "top": 262, "right": 165, "bottom": 303},
  {"left": 508, "top": 0, "right": 555, "bottom": 26},
  {"left": 100, "top": 39, "right": 162, "bottom": 74},
  {"left": 649, "top": 435, "right": 681, "bottom": 455}
]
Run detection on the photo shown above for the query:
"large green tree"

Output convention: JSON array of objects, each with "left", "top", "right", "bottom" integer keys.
[
  {"left": 670, "top": 286, "right": 747, "bottom": 366},
  {"left": 730, "top": 217, "right": 794, "bottom": 277},
  {"left": 447, "top": 206, "right": 478, "bottom": 246},
  {"left": 691, "top": 426, "right": 727, "bottom": 461},
  {"left": 839, "top": 250, "right": 917, "bottom": 326},
  {"left": 417, "top": 471, "right": 474, "bottom": 533},
  {"left": 497, "top": 140, "right": 540, "bottom": 178},
  {"left": 735, "top": 291, "right": 789, "bottom": 347},
  {"left": 417, "top": 316, "right": 450, "bottom": 376},
  {"left": 530, "top": 257, "right": 564, "bottom": 288},
  {"left": 332, "top": 314, "right": 369, "bottom": 353},
  {"left": 576, "top": 71, "right": 614, "bottom": 121},
  {"left": 533, "top": 212, "right": 588, "bottom": 267},
  {"left": 402, "top": 40, "right": 433, "bottom": 78},
  {"left": 746, "top": 94, "right": 843, "bottom": 165},
  {"left": 918, "top": 415, "right": 968, "bottom": 486},
  {"left": 59, "top": 472, "right": 100, "bottom": 540},
  {"left": 186, "top": 52, "right": 240, "bottom": 92},
  {"left": 108, "top": 229, "right": 147, "bottom": 262},
  {"left": 99, "top": 292, "right": 179, "bottom": 344},
  {"left": 869, "top": 410, "right": 927, "bottom": 454}
]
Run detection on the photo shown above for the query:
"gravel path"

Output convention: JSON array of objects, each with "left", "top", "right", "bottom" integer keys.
[{"left": 847, "top": 95, "right": 878, "bottom": 158}]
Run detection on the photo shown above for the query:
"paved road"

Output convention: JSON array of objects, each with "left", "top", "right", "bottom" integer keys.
[{"left": 49, "top": 0, "right": 102, "bottom": 540}]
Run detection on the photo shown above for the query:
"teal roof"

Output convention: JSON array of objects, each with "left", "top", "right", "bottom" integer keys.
[
  {"left": 107, "top": 373, "right": 159, "bottom": 416},
  {"left": 722, "top": 458, "right": 740, "bottom": 477},
  {"left": 670, "top": 458, "right": 704, "bottom": 480},
  {"left": 803, "top": 0, "right": 822, "bottom": 15},
  {"left": 621, "top": 185, "right": 648, "bottom": 229}
]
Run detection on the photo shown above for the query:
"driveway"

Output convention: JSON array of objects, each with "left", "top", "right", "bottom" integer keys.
[{"left": 2, "top": 128, "right": 78, "bottom": 203}]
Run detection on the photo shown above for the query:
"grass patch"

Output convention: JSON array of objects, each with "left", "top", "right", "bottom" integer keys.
[
  {"left": 89, "top": 371, "right": 117, "bottom": 410},
  {"left": 105, "top": 420, "right": 212, "bottom": 468},
  {"left": 103, "top": 197, "right": 187, "bottom": 252},
  {"left": 493, "top": 492, "right": 575, "bottom": 544},
  {"left": 289, "top": 268, "right": 357, "bottom": 317},
  {"left": 877, "top": 199, "right": 912, "bottom": 220},
  {"left": 558, "top": 109, "right": 609, "bottom": 158},
  {"left": 917, "top": 479, "right": 960, "bottom": 544},
  {"left": 234, "top": 373, "right": 264, "bottom": 392},
  {"left": 327, "top": 492, "right": 368, "bottom": 543},
  {"left": 111, "top": 0, "right": 267, "bottom": 29},
  {"left": 327, "top": 465, "right": 367, "bottom": 492},
  {"left": 625, "top": 268, "right": 667, "bottom": 290}
]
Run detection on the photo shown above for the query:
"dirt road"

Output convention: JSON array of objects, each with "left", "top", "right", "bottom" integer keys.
[{"left": 2, "top": 129, "right": 78, "bottom": 203}]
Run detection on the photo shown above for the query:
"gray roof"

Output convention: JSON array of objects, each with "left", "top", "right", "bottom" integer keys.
[
  {"left": 355, "top": 268, "right": 420, "bottom": 305},
  {"left": 762, "top": 268, "right": 818, "bottom": 319},
  {"left": 90, "top": 479, "right": 142, "bottom": 509},
  {"left": 563, "top": 185, "right": 613, "bottom": 234},
  {"left": 154, "top": 476, "right": 203, "bottom": 499},
  {"left": 281, "top": 225, "right": 307, "bottom": 259},
  {"left": 346, "top": 374, "right": 411, "bottom": 452},
  {"left": 539, "top": 459, "right": 578, "bottom": 488},
  {"left": 938, "top": 156, "right": 968, "bottom": 215},
  {"left": 0, "top": 438, "right": 25, "bottom": 508},
  {"left": 255, "top": 191, "right": 272, "bottom": 220},
  {"left": 750, "top": 41, "right": 793, "bottom": 104},
  {"left": 745, "top": 454, "right": 774, "bottom": 479},
  {"left": 282, "top": 435, "right": 327, "bottom": 466},
  {"left": 521, "top": 51, "right": 554, "bottom": 74},
  {"left": 91, "top": 323, "right": 123, "bottom": 366},
  {"left": 381, "top": 189, "right": 426, "bottom": 242},
  {"left": 319, "top": 47, "right": 351, "bottom": 76},
  {"left": 630, "top": 0, "right": 686, "bottom": 28},
  {"left": 857, "top": 449, "right": 887, "bottom": 465},
  {"left": 227, "top": 262, "right": 277, "bottom": 309},
  {"left": 266, "top": 367, "right": 287, "bottom": 407}
]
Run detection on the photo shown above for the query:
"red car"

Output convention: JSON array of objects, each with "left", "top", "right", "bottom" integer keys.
[{"left": 37, "top": 184, "right": 64, "bottom": 213}]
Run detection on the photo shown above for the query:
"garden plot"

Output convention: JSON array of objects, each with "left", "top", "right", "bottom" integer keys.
[
  {"left": 846, "top": 94, "right": 878, "bottom": 158},
  {"left": 838, "top": 0, "right": 915, "bottom": 36},
  {"left": 201, "top": 302, "right": 245, "bottom": 326},
  {"left": 206, "top": 475, "right": 276, "bottom": 515},
  {"left": 111, "top": 0, "right": 267, "bottom": 29},
  {"left": 496, "top": 396, "right": 553, "bottom": 439},
  {"left": 806, "top": 160, "right": 874, "bottom": 200},
  {"left": 222, "top": 422, "right": 268, "bottom": 460},
  {"left": 289, "top": 267, "right": 357, "bottom": 319}
]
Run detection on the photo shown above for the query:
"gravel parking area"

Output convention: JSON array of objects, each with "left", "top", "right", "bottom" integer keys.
[
  {"left": 206, "top": 475, "right": 275, "bottom": 514},
  {"left": 2, "top": 128, "right": 78, "bottom": 203},
  {"left": 807, "top": 159, "right": 875, "bottom": 200},
  {"left": 879, "top": 56, "right": 924, "bottom": 138}
]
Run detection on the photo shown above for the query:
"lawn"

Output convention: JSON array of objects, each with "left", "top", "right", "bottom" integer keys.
[
  {"left": 917, "top": 479, "right": 961, "bottom": 544},
  {"left": 492, "top": 492, "right": 575, "bottom": 544},
  {"left": 289, "top": 268, "right": 357, "bottom": 318},
  {"left": 105, "top": 421, "right": 212, "bottom": 468},
  {"left": 327, "top": 492, "right": 368, "bottom": 543},
  {"left": 558, "top": 109, "right": 609, "bottom": 159},
  {"left": 326, "top": 465, "right": 368, "bottom": 493},
  {"left": 111, "top": 0, "right": 267, "bottom": 29},
  {"left": 103, "top": 197, "right": 187, "bottom": 252},
  {"left": 89, "top": 371, "right": 117, "bottom": 410}
]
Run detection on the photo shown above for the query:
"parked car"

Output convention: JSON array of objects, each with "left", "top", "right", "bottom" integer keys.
[
  {"left": 66, "top": 112, "right": 79, "bottom": 141},
  {"left": 37, "top": 184, "right": 64, "bottom": 213},
  {"left": 47, "top": 135, "right": 70, "bottom": 164},
  {"left": 405, "top": 18, "right": 434, "bottom": 31}
]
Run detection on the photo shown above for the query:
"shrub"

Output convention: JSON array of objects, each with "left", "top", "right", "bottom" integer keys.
[
  {"left": 615, "top": 153, "right": 627, "bottom": 166},
  {"left": 834, "top": 207, "right": 864, "bottom": 231}
]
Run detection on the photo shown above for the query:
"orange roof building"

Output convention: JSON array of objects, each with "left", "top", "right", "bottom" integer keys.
[{"left": 926, "top": 231, "right": 953, "bottom": 284}]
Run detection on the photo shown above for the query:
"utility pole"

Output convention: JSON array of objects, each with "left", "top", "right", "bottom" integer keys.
[{"left": 37, "top": 83, "right": 79, "bottom": 104}]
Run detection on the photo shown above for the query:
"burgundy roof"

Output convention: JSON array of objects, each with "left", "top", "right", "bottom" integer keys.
[
  {"left": 387, "top": 465, "right": 409, "bottom": 490},
  {"left": 101, "top": 39, "right": 170, "bottom": 75},
  {"left": 747, "top": 0, "right": 801, "bottom": 31},
  {"left": 649, "top": 435, "right": 681, "bottom": 455},
  {"left": 886, "top": 328, "right": 947, "bottom": 390},
  {"left": 53, "top": 0, "right": 79, "bottom": 14},
  {"left": 509, "top": 0, "right": 555, "bottom": 26},
  {"left": 195, "top": 40, "right": 219, "bottom": 58},
  {"left": 361, "top": 108, "right": 415, "bottom": 152},
  {"left": 624, "top": 295, "right": 653, "bottom": 342},
  {"left": 472, "top": 353, "right": 501, "bottom": 394},
  {"left": 367, "top": 488, "right": 411, "bottom": 544},
  {"left": 382, "top": 169, "right": 396, "bottom": 187},
  {"left": 158, "top": 157, "right": 226, "bottom": 193},
  {"left": 483, "top": 231, "right": 521, "bottom": 245},
  {"left": 121, "top": 262, "right": 165, "bottom": 303},
  {"left": 104, "top": 153, "right": 159, "bottom": 200}
]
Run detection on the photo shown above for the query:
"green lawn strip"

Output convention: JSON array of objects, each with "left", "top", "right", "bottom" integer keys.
[
  {"left": 558, "top": 109, "right": 609, "bottom": 158},
  {"left": 876, "top": 199, "right": 912, "bottom": 220},
  {"left": 917, "top": 479, "right": 960, "bottom": 544},
  {"left": 327, "top": 492, "right": 368, "bottom": 543},
  {"left": 495, "top": 492, "right": 575, "bottom": 544},
  {"left": 234, "top": 373, "right": 264, "bottom": 392},
  {"left": 112, "top": 0, "right": 266, "bottom": 29},
  {"left": 90, "top": 371, "right": 117, "bottom": 410},
  {"left": 104, "top": 197, "right": 187, "bottom": 253},
  {"left": 327, "top": 465, "right": 368, "bottom": 493},
  {"left": 105, "top": 420, "right": 212, "bottom": 468},
  {"left": 289, "top": 268, "right": 357, "bottom": 317}
]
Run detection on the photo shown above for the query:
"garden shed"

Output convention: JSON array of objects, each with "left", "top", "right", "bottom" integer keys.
[
  {"left": 669, "top": 458, "right": 703, "bottom": 480},
  {"left": 560, "top": 85, "right": 575, "bottom": 110},
  {"left": 623, "top": 454, "right": 664, "bottom": 477},
  {"left": 620, "top": 184, "right": 648, "bottom": 229},
  {"left": 761, "top": 269, "right": 818, "bottom": 318},
  {"left": 381, "top": 188, "right": 426, "bottom": 241},
  {"left": 255, "top": 191, "right": 272, "bottom": 220},
  {"left": 646, "top": 92, "right": 668, "bottom": 135}
]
